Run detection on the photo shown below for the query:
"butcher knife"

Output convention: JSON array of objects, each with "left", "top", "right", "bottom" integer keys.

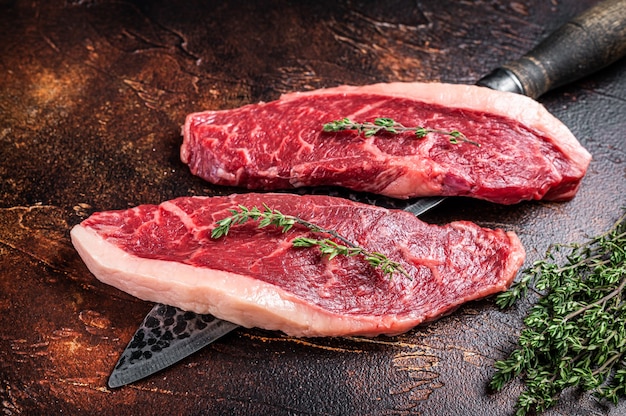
[{"left": 108, "top": 0, "right": 626, "bottom": 388}]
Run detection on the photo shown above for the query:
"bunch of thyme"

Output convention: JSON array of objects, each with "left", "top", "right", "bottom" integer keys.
[
  {"left": 322, "top": 117, "right": 480, "bottom": 146},
  {"left": 211, "top": 204, "right": 410, "bottom": 279},
  {"left": 491, "top": 212, "right": 626, "bottom": 415}
]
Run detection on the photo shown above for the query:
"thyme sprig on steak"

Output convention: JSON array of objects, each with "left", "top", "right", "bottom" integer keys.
[
  {"left": 211, "top": 204, "right": 410, "bottom": 279},
  {"left": 323, "top": 117, "right": 480, "bottom": 146},
  {"left": 491, "top": 211, "right": 626, "bottom": 415}
]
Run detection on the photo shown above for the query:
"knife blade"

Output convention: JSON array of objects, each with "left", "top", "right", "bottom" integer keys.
[
  {"left": 108, "top": 304, "right": 238, "bottom": 388},
  {"left": 109, "top": 0, "right": 626, "bottom": 388}
]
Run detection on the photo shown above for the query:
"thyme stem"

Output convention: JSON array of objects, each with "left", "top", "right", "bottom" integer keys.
[
  {"left": 211, "top": 204, "right": 410, "bottom": 279},
  {"left": 563, "top": 276, "right": 626, "bottom": 322},
  {"left": 323, "top": 117, "right": 480, "bottom": 146},
  {"left": 592, "top": 352, "right": 623, "bottom": 377}
]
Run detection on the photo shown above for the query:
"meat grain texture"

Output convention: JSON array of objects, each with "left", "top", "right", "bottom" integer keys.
[
  {"left": 71, "top": 194, "right": 525, "bottom": 337},
  {"left": 181, "top": 82, "right": 591, "bottom": 204}
]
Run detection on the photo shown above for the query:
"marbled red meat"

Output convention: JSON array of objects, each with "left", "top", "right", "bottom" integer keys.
[
  {"left": 181, "top": 82, "right": 591, "bottom": 204},
  {"left": 71, "top": 193, "right": 525, "bottom": 337}
]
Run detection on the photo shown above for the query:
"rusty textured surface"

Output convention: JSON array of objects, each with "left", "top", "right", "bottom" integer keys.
[{"left": 1, "top": 0, "right": 625, "bottom": 415}]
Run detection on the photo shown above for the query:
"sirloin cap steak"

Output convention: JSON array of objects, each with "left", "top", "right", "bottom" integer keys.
[
  {"left": 181, "top": 82, "right": 591, "bottom": 204},
  {"left": 71, "top": 193, "right": 525, "bottom": 337}
]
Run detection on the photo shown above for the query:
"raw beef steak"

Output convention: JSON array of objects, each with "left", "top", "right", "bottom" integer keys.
[
  {"left": 181, "top": 82, "right": 591, "bottom": 204},
  {"left": 71, "top": 193, "right": 525, "bottom": 337}
]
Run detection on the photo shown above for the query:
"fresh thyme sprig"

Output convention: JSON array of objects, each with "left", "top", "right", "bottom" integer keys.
[
  {"left": 491, "top": 211, "right": 626, "bottom": 415},
  {"left": 323, "top": 117, "right": 480, "bottom": 146},
  {"left": 211, "top": 204, "right": 410, "bottom": 279}
]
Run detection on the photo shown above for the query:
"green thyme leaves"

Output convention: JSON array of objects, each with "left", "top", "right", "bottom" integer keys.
[
  {"left": 211, "top": 204, "right": 410, "bottom": 279},
  {"left": 211, "top": 205, "right": 298, "bottom": 238},
  {"left": 292, "top": 237, "right": 410, "bottom": 279},
  {"left": 322, "top": 117, "right": 480, "bottom": 146},
  {"left": 491, "top": 212, "right": 626, "bottom": 415}
]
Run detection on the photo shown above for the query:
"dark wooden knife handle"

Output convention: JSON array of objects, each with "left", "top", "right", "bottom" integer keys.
[{"left": 478, "top": 0, "right": 626, "bottom": 98}]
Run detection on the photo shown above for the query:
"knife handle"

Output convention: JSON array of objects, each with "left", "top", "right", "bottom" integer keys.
[{"left": 478, "top": 0, "right": 626, "bottom": 98}]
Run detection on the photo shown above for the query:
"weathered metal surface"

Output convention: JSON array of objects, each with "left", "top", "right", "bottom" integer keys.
[{"left": 1, "top": 0, "right": 624, "bottom": 415}]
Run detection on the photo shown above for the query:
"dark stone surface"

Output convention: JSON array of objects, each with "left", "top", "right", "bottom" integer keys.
[{"left": 1, "top": 1, "right": 624, "bottom": 414}]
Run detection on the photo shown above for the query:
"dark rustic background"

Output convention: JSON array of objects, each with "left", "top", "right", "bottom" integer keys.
[{"left": 1, "top": 1, "right": 625, "bottom": 415}]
